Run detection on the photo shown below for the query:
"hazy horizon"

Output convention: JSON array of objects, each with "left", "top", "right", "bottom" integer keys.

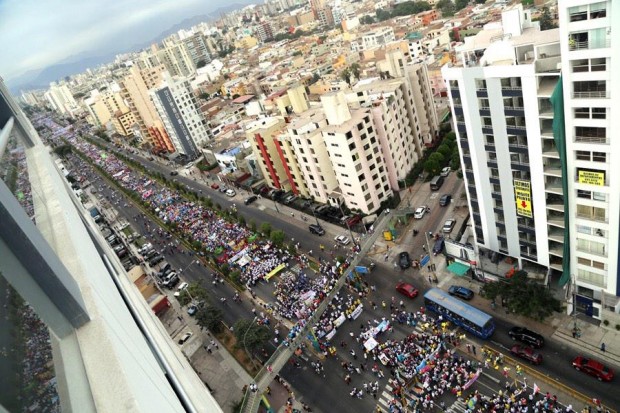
[{"left": 0, "top": 0, "right": 250, "bottom": 82}]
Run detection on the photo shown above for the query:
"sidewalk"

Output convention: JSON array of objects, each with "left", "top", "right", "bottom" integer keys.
[{"left": 162, "top": 294, "right": 253, "bottom": 411}]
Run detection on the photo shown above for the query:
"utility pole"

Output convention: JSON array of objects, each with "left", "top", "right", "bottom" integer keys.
[{"left": 424, "top": 231, "right": 438, "bottom": 283}]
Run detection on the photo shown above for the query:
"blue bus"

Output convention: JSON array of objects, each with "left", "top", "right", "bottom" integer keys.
[{"left": 424, "top": 288, "right": 495, "bottom": 339}]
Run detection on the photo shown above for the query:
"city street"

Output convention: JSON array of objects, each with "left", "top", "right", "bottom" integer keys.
[{"left": 58, "top": 125, "right": 619, "bottom": 412}]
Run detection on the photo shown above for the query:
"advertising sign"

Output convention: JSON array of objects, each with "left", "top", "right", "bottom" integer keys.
[
  {"left": 514, "top": 179, "right": 532, "bottom": 218},
  {"left": 578, "top": 170, "right": 604, "bottom": 186}
]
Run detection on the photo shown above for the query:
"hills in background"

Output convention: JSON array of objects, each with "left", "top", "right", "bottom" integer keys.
[{"left": 7, "top": 3, "right": 252, "bottom": 94}]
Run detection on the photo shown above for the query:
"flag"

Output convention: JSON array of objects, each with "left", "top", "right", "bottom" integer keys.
[{"left": 533, "top": 383, "right": 540, "bottom": 394}]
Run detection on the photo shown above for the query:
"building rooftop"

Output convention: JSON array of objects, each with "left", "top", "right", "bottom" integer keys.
[{"left": 231, "top": 94, "right": 255, "bottom": 104}]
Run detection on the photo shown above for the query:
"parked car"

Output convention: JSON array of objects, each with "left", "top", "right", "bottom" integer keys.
[
  {"left": 170, "top": 171, "right": 178, "bottom": 176},
  {"left": 245, "top": 195, "right": 258, "bottom": 205},
  {"left": 225, "top": 189, "right": 236, "bottom": 197},
  {"left": 508, "top": 326, "right": 545, "bottom": 348},
  {"left": 396, "top": 282, "right": 419, "bottom": 299},
  {"left": 178, "top": 331, "right": 193, "bottom": 345},
  {"left": 414, "top": 206, "right": 428, "bottom": 219},
  {"left": 283, "top": 195, "right": 297, "bottom": 204},
  {"left": 399, "top": 252, "right": 412, "bottom": 269},
  {"left": 432, "top": 237, "right": 445, "bottom": 255},
  {"left": 210, "top": 183, "right": 219, "bottom": 190},
  {"left": 219, "top": 186, "right": 229, "bottom": 193},
  {"left": 510, "top": 345, "right": 543, "bottom": 365},
  {"left": 334, "top": 235, "right": 351, "bottom": 245},
  {"left": 148, "top": 255, "right": 164, "bottom": 266},
  {"left": 448, "top": 285, "right": 474, "bottom": 300},
  {"left": 439, "top": 194, "right": 452, "bottom": 207},
  {"left": 187, "top": 304, "right": 198, "bottom": 316},
  {"left": 572, "top": 356, "right": 614, "bottom": 381},
  {"left": 309, "top": 224, "right": 325, "bottom": 235},
  {"left": 440, "top": 166, "right": 451, "bottom": 177},
  {"left": 173, "top": 282, "right": 189, "bottom": 297},
  {"left": 442, "top": 219, "right": 457, "bottom": 233}
]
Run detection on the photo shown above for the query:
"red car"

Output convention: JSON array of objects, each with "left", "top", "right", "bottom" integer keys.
[
  {"left": 396, "top": 282, "right": 418, "bottom": 299},
  {"left": 572, "top": 356, "right": 614, "bottom": 381},
  {"left": 510, "top": 345, "right": 543, "bottom": 365},
  {"left": 210, "top": 183, "right": 220, "bottom": 190}
]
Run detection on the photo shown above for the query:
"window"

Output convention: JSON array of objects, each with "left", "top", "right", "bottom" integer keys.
[{"left": 577, "top": 269, "right": 605, "bottom": 287}]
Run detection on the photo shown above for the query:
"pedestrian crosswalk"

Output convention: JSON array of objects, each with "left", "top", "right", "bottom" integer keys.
[
  {"left": 375, "top": 383, "right": 419, "bottom": 413},
  {"left": 446, "top": 399, "right": 468, "bottom": 413}
]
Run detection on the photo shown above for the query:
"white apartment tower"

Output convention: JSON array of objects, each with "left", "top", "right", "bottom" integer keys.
[
  {"left": 559, "top": 0, "right": 619, "bottom": 317},
  {"left": 346, "top": 78, "right": 418, "bottom": 190},
  {"left": 321, "top": 92, "right": 393, "bottom": 214},
  {"left": 442, "top": 5, "right": 563, "bottom": 279},
  {"left": 150, "top": 73, "right": 210, "bottom": 158}
]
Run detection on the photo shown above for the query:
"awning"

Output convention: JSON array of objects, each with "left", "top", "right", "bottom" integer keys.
[{"left": 447, "top": 262, "right": 470, "bottom": 277}]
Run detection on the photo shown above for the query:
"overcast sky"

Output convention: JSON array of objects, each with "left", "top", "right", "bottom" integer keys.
[{"left": 0, "top": 0, "right": 234, "bottom": 81}]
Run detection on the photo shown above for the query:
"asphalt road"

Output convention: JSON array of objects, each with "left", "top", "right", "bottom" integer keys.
[{"left": 56, "top": 124, "right": 618, "bottom": 412}]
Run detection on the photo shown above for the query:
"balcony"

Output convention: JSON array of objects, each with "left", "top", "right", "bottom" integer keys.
[
  {"left": 501, "top": 86, "right": 523, "bottom": 97},
  {"left": 548, "top": 242, "right": 564, "bottom": 257},
  {"left": 506, "top": 125, "right": 527, "bottom": 136},
  {"left": 535, "top": 55, "right": 561, "bottom": 74},
  {"left": 572, "top": 91, "right": 610, "bottom": 99},
  {"left": 548, "top": 227, "right": 565, "bottom": 243},
  {"left": 569, "top": 39, "right": 611, "bottom": 51},
  {"left": 543, "top": 162, "right": 562, "bottom": 177},
  {"left": 504, "top": 106, "right": 525, "bottom": 116},
  {"left": 576, "top": 212, "right": 607, "bottom": 223},
  {"left": 547, "top": 212, "right": 565, "bottom": 228},
  {"left": 546, "top": 201, "right": 565, "bottom": 213},
  {"left": 479, "top": 107, "right": 491, "bottom": 117},
  {"left": 575, "top": 135, "right": 608, "bottom": 144},
  {"left": 549, "top": 256, "right": 564, "bottom": 271}
]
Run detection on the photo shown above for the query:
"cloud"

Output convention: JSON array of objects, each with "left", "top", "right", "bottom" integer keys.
[{"left": 0, "top": 0, "right": 210, "bottom": 80}]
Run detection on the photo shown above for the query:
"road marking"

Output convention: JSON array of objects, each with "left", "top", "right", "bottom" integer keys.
[
  {"left": 429, "top": 193, "right": 439, "bottom": 199},
  {"left": 481, "top": 371, "right": 500, "bottom": 383}
]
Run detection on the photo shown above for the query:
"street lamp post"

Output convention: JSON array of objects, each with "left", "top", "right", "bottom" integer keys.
[
  {"left": 310, "top": 207, "right": 321, "bottom": 227},
  {"left": 424, "top": 231, "right": 437, "bottom": 283},
  {"left": 337, "top": 201, "right": 357, "bottom": 247}
]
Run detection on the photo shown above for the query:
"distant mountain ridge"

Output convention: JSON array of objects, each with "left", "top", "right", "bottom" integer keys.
[{"left": 7, "top": 2, "right": 252, "bottom": 94}]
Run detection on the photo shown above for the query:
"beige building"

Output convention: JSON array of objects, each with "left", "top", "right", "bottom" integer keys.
[
  {"left": 378, "top": 49, "right": 439, "bottom": 146},
  {"left": 347, "top": 78, "right": 418, "bottom": 189},
  {"left": 287, "top": 108, "right": 338, "bottom": 203},
  {"left": 275, "top": 84, "right": 310, "bottom": 117},
  {"left": 121, "top": 65, "right": 174, "bottom": 152},
  {"left": 321, "top": 93, "right": 393, "bottom": 214},
  {"left": 86, "top": 89, "right": 131, "bottom": 133}
]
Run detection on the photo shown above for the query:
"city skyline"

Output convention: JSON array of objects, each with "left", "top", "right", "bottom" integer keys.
[{"left": 0, "top": 0, "right": 246, "bottom": 82}]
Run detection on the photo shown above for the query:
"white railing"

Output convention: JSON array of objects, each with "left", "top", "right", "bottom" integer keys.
[
  {"left": 572, "top": 91, "right": 609, "bottom": 99},
  {"left": 569, "top": 39, "right": 611, "bottom": 51}
]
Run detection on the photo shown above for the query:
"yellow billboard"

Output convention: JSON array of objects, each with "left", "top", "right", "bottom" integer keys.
[
  {"left": 578, "top": 170, "right": 605, "bottom": 186},
  {"left": 514, "top": 179, "right": 532, "bottom": 218}
]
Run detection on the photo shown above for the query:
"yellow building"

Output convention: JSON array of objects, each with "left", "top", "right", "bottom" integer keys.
[{"left": 235, "top": 36, "right": 258, "bottom": 49}]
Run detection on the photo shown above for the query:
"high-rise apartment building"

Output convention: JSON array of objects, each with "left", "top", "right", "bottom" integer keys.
[
  {"left": 183, "top": 33, "right": 212, "bottom": 67},
  {"left": 150, "top": 73, "right": 210, "bottom": 159},
  {"left": 346, "top": 78, "right": 418, "bottom": 190},
  {"left": 442, "top": 5, "right": 563, "bottom": 280},
  {"left": 558, "top": 0, "right": 619, "bottom": 317},
  {"left": 246, "top": 116, "right": 290, "bottom": 190},
  {"left": 255, "top": 21, "right": 275, "bottom": 43},
  {"left": 121, "top": 65, "right": 174, "bottom": 152},
  {"left": 44, "top": 82, "right": 78, "bottom": 117},
  {"left": 321, "top": 93, "right": 393, "bottom": 214},
  {"left": 85, "top": 86, "right": 136, "bottom": 137}
]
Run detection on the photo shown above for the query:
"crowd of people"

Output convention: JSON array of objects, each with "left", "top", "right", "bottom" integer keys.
[
  {"left": 54, "top": 132, "right": 291, "bottom": 285},
  {"left": 1, "top": 131, "right": 60, "bottom": 412}
]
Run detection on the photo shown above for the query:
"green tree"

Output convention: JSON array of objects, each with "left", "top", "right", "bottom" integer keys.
[
  {"left": 376, "top": 8, "right": 392, "bottom": 21},
  {"left": 340, "top": 68, "right": 351, "bottom": 86},
  {"left": 196, "top": 60, "right": 207, "bottom": 68},
  {"left": 349, "top": 63, "right": 361, "bottom": 80},
  {"left": 260, "top": 222, "right": 272, "bottom": 237},
  {"left": 480, "top": 272, "right": 561, "bottom": 320},
  {"left": 539, "top": 7, "right": 557, "bottom": 31},
  {"left": 455, "top": 0, "right": 470, "bottom": 11},
  {"left": 437, "top": 144, "right": 452, "bottom": 160},
  {"left": 196, "top": 305, "right": 224, "bottom": 333},
  {"left": 450, "top": 152, "right": 461, "bottom": 171},
  {"left": 360, "top": 15, "right": 375, "bottom": 24},
  {"left": 436, "top": 0, "right": 456, "bottom": 17},
  {"left": 53, "top": 144, "right": 72, "bottom": 158},
  {"left": 270, "top": 230, "right": 285, "bottom": 246},
  {"left": 424, "top": 158, "right": 440, "bottom": 175},
  {"left": 233, "top": 319, "right": 270, "bottom": 354},
  {"left": 428, "top": 152, "right": 445, "bottom": 165}
]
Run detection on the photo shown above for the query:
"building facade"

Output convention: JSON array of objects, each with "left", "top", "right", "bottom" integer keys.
[
  {"left": 150, "top": 73, "right": 210, "bottom": 158},
  {"left": 442, "top": 5, "right": 563, "bottom": 279},
  {"left": 558, "top": 0, "right": 619, "bottom": 317}
]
